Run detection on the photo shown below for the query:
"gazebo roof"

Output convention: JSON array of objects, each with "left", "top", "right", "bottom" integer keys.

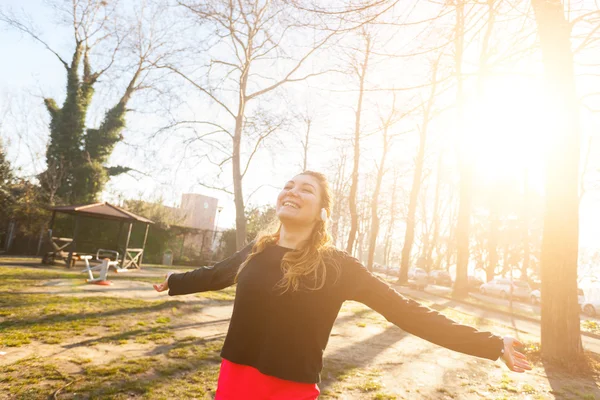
[{"left": 51, "top": 202, "right": 154, "bottom": 224}]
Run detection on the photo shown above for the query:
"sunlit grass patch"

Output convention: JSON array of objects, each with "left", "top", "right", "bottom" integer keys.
[
  {"left": 0, "top": 266, "right": 81, "bottom": 291},
  {"left": 354, "top": 378, "right": 382, "bottom": 392},
  {"left": 85, "top": 357, "right": 155, "bottom": 377},
  {"left": 372, "top": 393, "right": 397, "bottom": 400},
  {"left": 320, "top": 361, "right": 389, "bottom": 398},
  {"left": 0, "top": 357, "right": 69, "bottom": 397},
  {"left": 72, "top": 340, "right": 222, "bottom": 398},
  {"left": 0, "top": 288, "right": 187, "bottom": 347},
  {"left": 436, "top": 387, "right": 456, "bottom": 397},
  {"left": 1, "top": 336, "right": 225, "bottom": 399},
  {"left": 195, "top": 286, "right": 236, "bottom": 301},
  {"left": 582, "top": 320, "right": 600, "bottom": 335},
  {"left": 70, "top": 357, "right": 93, "bottom": 365}
]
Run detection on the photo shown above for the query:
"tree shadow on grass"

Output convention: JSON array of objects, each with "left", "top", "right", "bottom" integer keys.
[
  {"left": 0, "top": 296, "right": 188, "bottom": 331},
  {"left": 541, "top": 353, "right": 600, "bottom": 399},
  {"left": 59, "top": 319, "right": 231, "bottom": 351},
  {"left": 63, "top": 335, "right": 227, "bottom": 399},
  {"left": 319, "top": 300, "right": 455, "bottom": 394}
]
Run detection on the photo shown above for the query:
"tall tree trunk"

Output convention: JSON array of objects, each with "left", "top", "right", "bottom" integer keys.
[
  {"left": 346, "top": 34, "right": 371, "bottom": 254},
  {"left": 302, "top": 118, "right": 311, "bottom": 171},
  {"left": 367, "top": 118, "right": 391, "bottom": 271},
  {"left": 480, "top": 0, "right": 498, "bottom": 284},
  {"left": 521, "top": 169, "right": 530, "bottom": 279},
  {"left": 453, "top": 0, "right": 470, "bottom": 297},
  {"left": 531, "top": 0, "right": 583, "bottom": 361},
  {"left": 331, "top": 152, "right": 347, "bottom": 246},
  {"left": 426, "top": 150, "right": 444, "bottom": 270},
  {"left": 383, "top": 169, "right": 400, "bottom": 266},
  {"left": 398, "top": 59, "right": 439, "bottom": 283},
  {"left": 486, "top": 197, "right": 500, "bottom": 282},
  {"left": 233, "top": 64, "right": 249, "bottom": 250}
]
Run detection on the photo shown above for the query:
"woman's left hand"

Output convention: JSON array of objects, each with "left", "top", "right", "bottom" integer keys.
[{"left": 501, "top": 337, "right": 532, "bottom": 372}]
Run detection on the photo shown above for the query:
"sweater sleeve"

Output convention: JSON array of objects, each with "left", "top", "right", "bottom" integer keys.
[
  {"left": 167, "top": 241, "right": 254, "bottom": 296},
  {"left": 342, "top": 254, "right": 503, "bottom": 361}
]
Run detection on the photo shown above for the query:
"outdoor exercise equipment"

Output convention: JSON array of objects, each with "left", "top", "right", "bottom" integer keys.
[{"left": 81, "top": 249, "right": 131, "bottom": 285}]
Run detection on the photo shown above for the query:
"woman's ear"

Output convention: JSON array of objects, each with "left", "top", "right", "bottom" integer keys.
[{"left": 320, "top": 208, "right": 328, "bottom": 222}]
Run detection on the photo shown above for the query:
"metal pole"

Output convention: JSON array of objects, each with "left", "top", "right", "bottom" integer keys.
[
  {"left": 139, "top": 223, "right": 150, "bottom": 267},
  {"left": 67, "top": 216, "right": 80, "bottom": 268},
  {"left": 122, "top": 222, "right": 133, "bottom": 268}
]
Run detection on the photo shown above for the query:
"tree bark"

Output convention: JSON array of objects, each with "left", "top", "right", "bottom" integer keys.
[
  {"left": 331, "top": 152, "right": 347, "bottom": 246},
  {"left": 531, "top": 0, "right": 583, "bottom": 361},
  {"left": 383, "top": 169, "right": 400, "bottom": 266},
  {"left": 367, "top": 116, "right": 391, "bottom": 271},
  {"left": 521, "top": 170, "right": 530, "bottom": 279},
  {"left": 233, "top": 61, "right": 250, "bottom": 250},
  {"left": 346, "top": 34, "right": 371, "bottom": 255},
  {"left": 453, "top": 0, "right": 470, "bottom": 297},
  {"left": 398, "top": 59, "right": 439, "bottom": 283},
  {"left": 426, "top": 150, "right": 444, "bottom": 270}
]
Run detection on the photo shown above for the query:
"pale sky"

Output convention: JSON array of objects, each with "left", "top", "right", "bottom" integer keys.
[{"left": 2, "top": 0, "right": 600, "bottom": 258}]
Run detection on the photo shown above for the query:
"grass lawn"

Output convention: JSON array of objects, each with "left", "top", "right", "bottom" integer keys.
[{"left": 2, "top": 264, "right": 600, "bottom": 399}]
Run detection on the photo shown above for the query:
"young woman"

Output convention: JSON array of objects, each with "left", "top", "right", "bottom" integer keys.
[{"left": 154, "top": 171, "right": 531, "bottom": 399}]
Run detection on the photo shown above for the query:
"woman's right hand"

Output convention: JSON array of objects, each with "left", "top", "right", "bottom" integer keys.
[{"left": 153, "top": 272, "right": 173, "bottom": 293}]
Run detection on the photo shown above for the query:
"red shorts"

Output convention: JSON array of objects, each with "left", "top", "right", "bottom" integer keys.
[{"left": 215, "top": 359, "right": 320, "bottom": 400}]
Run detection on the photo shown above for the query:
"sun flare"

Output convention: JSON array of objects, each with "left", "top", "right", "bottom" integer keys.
[{"left": 463, "top": 77, "right": 548, "bottom": 193}]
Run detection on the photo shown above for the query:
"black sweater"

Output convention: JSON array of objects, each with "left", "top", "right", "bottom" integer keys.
[{"left": 168, "top": 244, "right": 504, "bottom": 384}]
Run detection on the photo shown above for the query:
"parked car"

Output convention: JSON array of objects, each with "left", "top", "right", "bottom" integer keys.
[
  {"left": 429, "top": 270, "right": 452, "bottom": 286},
  {"left": 372, "top": 263, "right": 386, "bottom": 273},
  {"left": 479, "top": 278, "right": 531, "bottom": 300},
  {"left": 531, "top": 288, "right": 585, "bottom": 307},
  {"left": 578, "top": 289, "right": 600, "bottom": 317},
  {"left": 408, "top": 268, "right": 428, "bottom": 290},
  {"left": 530, "top": 289, "right": 541, "bottom": 305},
  {"left": 467, "top": 276, "right": 484, "bottom": 292}
]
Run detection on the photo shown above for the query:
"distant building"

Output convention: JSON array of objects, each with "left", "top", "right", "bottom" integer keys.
[
  {"left": 180, "top": 194, "right": 219, "bottom": 231},
  {"left": 165, "top": 193, "right": 221, "bottom": 261}
]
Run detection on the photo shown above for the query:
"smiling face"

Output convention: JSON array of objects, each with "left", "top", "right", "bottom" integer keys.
[{"left": 276, "top": 174, "right": 323, "bottom": 227}]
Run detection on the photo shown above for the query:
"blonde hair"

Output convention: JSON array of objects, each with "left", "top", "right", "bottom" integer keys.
[{"left": 236, "top": 171, "right": 339, "bottom": 292}]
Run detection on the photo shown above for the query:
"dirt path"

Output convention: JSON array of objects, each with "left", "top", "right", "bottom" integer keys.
[
  {"left": 398, "top": 286, "right": 600, "bottom": 356},
  {"left": 2, "top": 266, "right": 600, "bottom": 399}
]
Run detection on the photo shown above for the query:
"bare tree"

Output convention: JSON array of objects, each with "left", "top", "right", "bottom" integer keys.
[
  {"left": 398, "top": 57, "right": 440, "bottom": 284},
  {"left": 366, "top": 95, "right": 396, "bottom": 271},
  {"left": 162, "top": 0, "right": 335, "bottom": 249},
  {"left": 382, "top": 168, "right": 400, "bottom": 266},
  {"left": 300, "top": 113, "right": 312, "bottom": 172},
  {"left": 330, "top": 146, "right": 349, "bottom": 247},
  {"left": 346, "top": 28, "right": 372, "bottom": 254},
  {"left": 423, "top": 149, "right": 446, "bottom": 272}
]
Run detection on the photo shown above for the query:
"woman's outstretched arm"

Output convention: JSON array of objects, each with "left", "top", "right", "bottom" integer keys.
[
  {"left": 154, "top": 241, "right": 254, "bottom": 296},
  {"left": 342, "top": 254, "right": 531, "bottom": 372}
]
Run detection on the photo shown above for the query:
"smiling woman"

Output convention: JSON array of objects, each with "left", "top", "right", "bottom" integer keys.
[
  {"left": 155, "top": 170, "right": 531, "bottom": 399},
  {"left": 463, "top": 76, "right": 548, "bottom": 194}
]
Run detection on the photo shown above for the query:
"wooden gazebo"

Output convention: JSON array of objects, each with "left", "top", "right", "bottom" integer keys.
[{"left": 42, "top": 202, "right": 154, "bottom": 269}]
